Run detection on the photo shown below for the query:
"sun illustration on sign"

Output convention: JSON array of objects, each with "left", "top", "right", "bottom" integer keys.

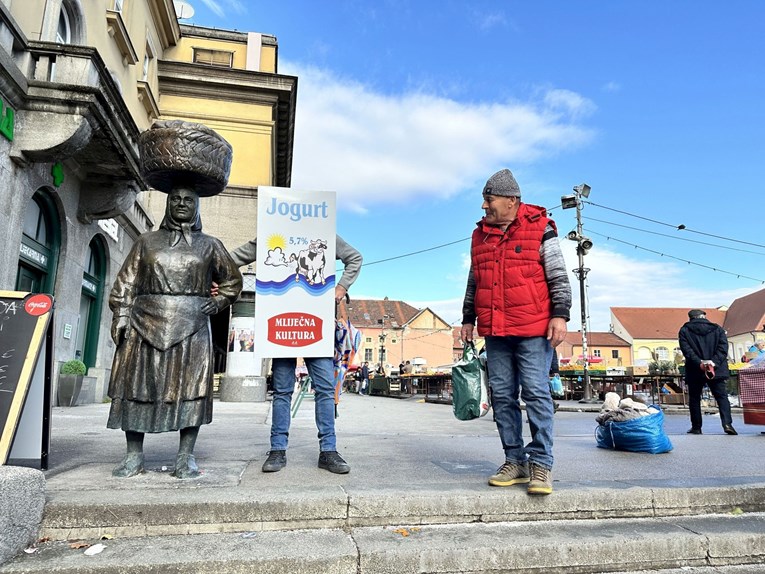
[{"left": 267, "top": 234, "right": 286, "bottom": 251}]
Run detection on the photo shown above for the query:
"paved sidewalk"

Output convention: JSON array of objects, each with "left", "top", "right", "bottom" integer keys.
[
  {"left": 39, "top": 395, "right": 763, "bottom": 488},
  {"left": 2, "top": 395, "right": 765, "bottom": 573}
]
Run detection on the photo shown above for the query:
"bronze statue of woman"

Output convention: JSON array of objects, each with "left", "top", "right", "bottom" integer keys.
[{"left": 107, "top": 121, "right": 242, "bottom": 478}]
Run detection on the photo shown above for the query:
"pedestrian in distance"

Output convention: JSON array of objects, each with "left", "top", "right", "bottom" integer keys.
[
  {"left": 678, "top": 309, "right": 737, "bottom": 436},
  {"left": 461, "top": 169, "right": 572, "bottom": 496},
  {"left": 360, "top": 361, "right": 370, "bottom": 395},
  {"left": 229, "top": 235, "right": 363, "bottom": 474}
]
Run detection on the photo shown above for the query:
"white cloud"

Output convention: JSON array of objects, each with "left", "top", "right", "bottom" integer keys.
[
  {"left": 284, "top": 63, "right": 596, "bottom": 212},
  {"left": 559, "top": 240, "right": 755, "bottom": 332},
  {"left": 197, "top": 0, "right": 245, "bottom": 18},
  {"left": 603, "top": 81, "right": 621, "bottom": 93},
  {"left": 476, "top": 11, "right": 507, "bottom": 31},
  {"left": 198, "top": 0, "right": 224, "bottom": 17}
]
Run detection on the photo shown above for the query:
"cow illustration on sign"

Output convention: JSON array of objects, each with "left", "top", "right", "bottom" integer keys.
[{"left": 290, "top": 238, "right": 327, "bottom": 285}]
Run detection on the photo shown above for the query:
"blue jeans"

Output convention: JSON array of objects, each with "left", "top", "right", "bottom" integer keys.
[
  {"left": 271, "top": 356, "right": 336, "bottom": 452},
  {"left": 485, "top": 336, "right": 554, "bottom": 470}
]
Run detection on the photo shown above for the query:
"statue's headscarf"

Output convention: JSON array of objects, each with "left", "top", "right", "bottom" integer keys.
[{"left": 159, "top": 189, "right": 202, "bottom": 247}]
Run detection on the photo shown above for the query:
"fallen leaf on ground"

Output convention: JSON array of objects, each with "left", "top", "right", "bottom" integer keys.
[{"left": 68, "top": 541, "right": 90, "bottom": 550}]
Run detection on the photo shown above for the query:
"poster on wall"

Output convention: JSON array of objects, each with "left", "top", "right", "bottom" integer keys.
[{"left": 255, "top": 187, "right": 336, "bottom": 358}]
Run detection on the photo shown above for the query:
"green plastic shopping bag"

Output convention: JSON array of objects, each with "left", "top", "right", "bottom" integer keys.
[{"left": 451, "top": 342, "right": 490, "bottom": 421}]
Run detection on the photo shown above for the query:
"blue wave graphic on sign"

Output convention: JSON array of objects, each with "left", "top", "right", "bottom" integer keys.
[{"left": 256, "top": 274, "right": 336, "bottom": 296}]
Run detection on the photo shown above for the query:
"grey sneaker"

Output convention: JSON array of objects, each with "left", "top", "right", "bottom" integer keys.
[
  {"left": 318, "top": 451, "right": 350, "bottom": 474},
  {"left": 262, "top": 450, "right": 286, "bottom": 472},
  {"left": 488, "top": 461, "right": 530, "bottom": 487},
  {"left": 527, "top": 463, "right": 553, "bottom": 495}
]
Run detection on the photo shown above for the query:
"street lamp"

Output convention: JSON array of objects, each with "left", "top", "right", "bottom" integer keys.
[
  {"left": 378, "top": 314, "right": 389, "bottom": 374},
  {"left": 561, "top": 183, "right": 597, "bottom": 403}
]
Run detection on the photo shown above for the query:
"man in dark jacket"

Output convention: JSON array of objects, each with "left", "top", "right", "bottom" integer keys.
[{"left": 678, "top": 309, "right": 737, "bottom": 435}]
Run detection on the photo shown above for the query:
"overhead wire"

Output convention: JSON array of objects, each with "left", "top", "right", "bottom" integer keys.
[
  {"left": 584, "top": 200, "right": 765, "bottom": 249},
  {"left": 583, "top": 216, "right": 765, "bottom": 256},
  {"left": 583, "top": 228, "right": 765, "bottom": 284}
]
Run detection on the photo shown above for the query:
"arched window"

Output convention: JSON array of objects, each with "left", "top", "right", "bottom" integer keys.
[
  {"left": 76, "top": 237, "right": 107, "bottom": 367},
  {"left": 16, "top": 191, "right": 60, "bottom": 294},
  {"left": 56, "top": 3, "right": 72, "bottom": 43}
]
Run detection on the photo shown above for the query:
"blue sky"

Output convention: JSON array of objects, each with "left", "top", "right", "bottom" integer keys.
[{"left": 185, "top": 1, "right": 765, "bottom": 331}]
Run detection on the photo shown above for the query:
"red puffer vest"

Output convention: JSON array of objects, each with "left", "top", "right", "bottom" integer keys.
[{"left": 471, "top": 203, "right": 552, "bottom": 337}]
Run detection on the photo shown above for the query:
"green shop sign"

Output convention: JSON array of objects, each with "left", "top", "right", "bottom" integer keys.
[{"left": 0, "top": 96, "right": 14, "bottom": 141}]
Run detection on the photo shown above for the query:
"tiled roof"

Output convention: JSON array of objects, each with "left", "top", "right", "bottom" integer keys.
[
  {"left": 563, "top": 331, "right": 631, "bottom": 347},
  {"left": 346, "top": 298, "right": 420, "bottom": 328},
  {"left": 611, "top": 307, "right": 727, "bottom": 339},
  {"left": 722, "top": 288, "right": 765, "bottom": 337}
]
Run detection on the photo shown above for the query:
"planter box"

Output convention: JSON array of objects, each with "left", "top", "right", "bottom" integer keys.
[
  {"left": 57, "top": 374, "right": 83, "bottom": 407},
  {"left": 743, "top": 403, "right": 765, "bottom": 426}
]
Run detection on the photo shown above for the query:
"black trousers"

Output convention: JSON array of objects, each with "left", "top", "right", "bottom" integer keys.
[{"left": 687, "top": 378, "right": 733, "bottom": 429}]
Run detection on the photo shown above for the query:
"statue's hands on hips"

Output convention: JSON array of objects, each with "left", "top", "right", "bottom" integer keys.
[
  {"left": 111, "top": 316, "right": 130, "bottom": 345},
  {"left": 210, "top": 281, "right": 219, "bottom": 297},
  {"left": 201, "top": 296, "right": 225, "bottom": 316}
]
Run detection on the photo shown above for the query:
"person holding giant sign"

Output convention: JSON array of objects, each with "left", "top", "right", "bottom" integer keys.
[
  {"left": 229, "top": 234, "right": 362, "bottom": 474},
  {"left": 107, "top": 121, "right": 243, "bottom": 479}
]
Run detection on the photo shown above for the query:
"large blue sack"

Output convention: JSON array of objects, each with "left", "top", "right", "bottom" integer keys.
[{"left": 595, "top": 407, "right": 673, "bottom": 454}]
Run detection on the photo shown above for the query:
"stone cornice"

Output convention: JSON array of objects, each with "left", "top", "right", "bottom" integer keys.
[{"left": 157, "top": 60, "right": 297, "bottom": 186}]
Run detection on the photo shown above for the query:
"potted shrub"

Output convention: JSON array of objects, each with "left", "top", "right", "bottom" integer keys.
[{"left": 58, "top": 359, "right": 86, "bottom": 407}]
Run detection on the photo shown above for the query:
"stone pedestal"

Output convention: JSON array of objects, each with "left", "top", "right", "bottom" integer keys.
[{"left": 219, "top": 375, "right": 266, "bottom": 402}]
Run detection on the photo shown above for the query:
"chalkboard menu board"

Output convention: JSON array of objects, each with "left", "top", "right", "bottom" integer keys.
[{"left": 0, "top": 291, "right": 54, "bottom": 465}]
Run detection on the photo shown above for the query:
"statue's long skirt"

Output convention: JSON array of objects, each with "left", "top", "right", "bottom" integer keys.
[{"left": 107, "top": 324, "right": 213, "bottom": 433}]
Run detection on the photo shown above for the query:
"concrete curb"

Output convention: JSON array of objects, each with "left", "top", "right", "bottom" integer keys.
[
  {"left": 3, "top": 514, "right": 764, "bottom": 574},
  {"left": 0, "top": 467, "right": 45, "bottom": 565},
  {"left": 37, "top": 480, "right": 765, "bottom": 541}
]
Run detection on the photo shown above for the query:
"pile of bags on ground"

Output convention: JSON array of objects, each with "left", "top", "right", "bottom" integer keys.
[{"left": 595, "top": 392, "right": 673, "bottom": 454}]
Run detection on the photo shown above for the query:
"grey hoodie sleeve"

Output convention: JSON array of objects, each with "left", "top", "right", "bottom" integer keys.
[
  {"left": 229, "top": 239, "right": 258, "bottom": 268},
  {"left": 541, "top": 223, "right": 572, "bottom": 321},
  {"left": 336, "top": 234, "right": 363, "bottom": 291}
]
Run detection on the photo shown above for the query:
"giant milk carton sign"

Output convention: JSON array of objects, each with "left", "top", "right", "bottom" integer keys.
[{"left": 255, "top": 187, "right": 336, "bottom": 358}]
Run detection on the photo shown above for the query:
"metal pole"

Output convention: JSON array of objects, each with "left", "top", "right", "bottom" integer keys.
[{"left": 576, "top": 194, "right": 593, "bottom": 401}]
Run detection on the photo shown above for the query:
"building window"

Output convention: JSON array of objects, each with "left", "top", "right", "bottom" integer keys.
[
  {"left": 593, "top": 349, "right": 601, "bottom": 358},
  {"left": 17, "top": 190, "right": 60, "bottom": 294},
  {"left": 142, "top": 53, "right": 150, "bottom": 81},
  {"left": 655, "top": 347, "right": 670, "bottom": 361},
  {"left": 77, "top": 237, "right": 106, "bottom": 367},
  {"left": 365, "top": 337, "right": 372, "bottom": 343},
  {"left": 56, "top": 4, "right": 72, "bottom": 43},
  {"left": 114, "top": 0, "right": 124, "bottom": 12},
  {"left": 364, "top": 348, "right": 373, "bottom": 362},
  {"left": 193, "top": 48, "right": 233, "bottom": 68},
  {"left": 611, "top": 350, "right": 619, "bottom": 359}
]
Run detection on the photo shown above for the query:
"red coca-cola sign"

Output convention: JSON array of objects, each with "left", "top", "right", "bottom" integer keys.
[
  {"left": 267, "top": 312, "right": 323, "bottom": 347},
  {"left": 24, "top": 294, "right": 53, "bottom": 316}
]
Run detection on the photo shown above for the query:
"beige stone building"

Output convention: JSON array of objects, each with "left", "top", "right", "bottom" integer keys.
[
  {"left": 347, "top": 298, "right": 454, "bottom": 374},
  {"left": 0, "top": 1, "right": 295, "bottom": 403}
]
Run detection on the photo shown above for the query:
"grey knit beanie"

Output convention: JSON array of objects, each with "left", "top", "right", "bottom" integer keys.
[{"left": 483, "top": 169, "right": 521, "bottom": 197}]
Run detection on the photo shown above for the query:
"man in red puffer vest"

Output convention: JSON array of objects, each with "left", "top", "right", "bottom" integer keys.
[{"left": 461, "top": 169, "right": 571, "bottom": 495}]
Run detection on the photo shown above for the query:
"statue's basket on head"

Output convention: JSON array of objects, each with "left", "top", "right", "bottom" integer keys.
[{"left": 139, "top": 120, "right": 233, "bottom": 196}]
